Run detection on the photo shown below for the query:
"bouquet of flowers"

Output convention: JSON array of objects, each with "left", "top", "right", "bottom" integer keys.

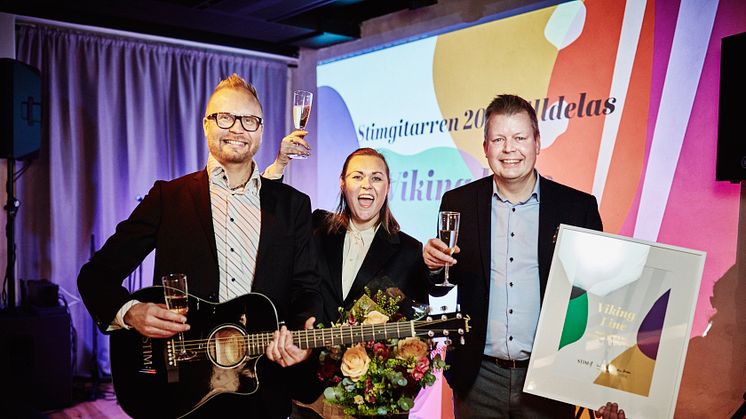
[{"left": 317, "top": 287, "right": 447, "bottom": 417}]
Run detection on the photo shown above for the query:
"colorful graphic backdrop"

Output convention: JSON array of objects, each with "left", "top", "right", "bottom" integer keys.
[{"left": 317, "top": 0, "right": 744, "bottom": 338}]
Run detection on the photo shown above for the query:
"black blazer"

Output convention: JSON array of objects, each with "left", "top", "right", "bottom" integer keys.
[
  {"left": 77, "top": 169, "right": 322, "bottom": 418},
  {"left": 438, "top": 175, "right": 603, "bottom": 396},
  {"left": 311, "top": 209, "right": 429, "bottom": 326}
]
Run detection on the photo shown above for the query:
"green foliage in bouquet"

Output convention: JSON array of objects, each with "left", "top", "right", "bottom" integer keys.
[{"left": 317, "top": 288, "right": 448, "bottom": 417}]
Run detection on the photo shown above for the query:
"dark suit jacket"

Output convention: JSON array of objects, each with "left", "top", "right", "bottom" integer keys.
[
  {"left": 311, "top": 209, "right": 429, "bottom": 326},
  {"left": 438, "top": 175, "right": 603, "bottom": 397},
  {"left": 77, "top": 169, "right": 322, "bottom": 418}
]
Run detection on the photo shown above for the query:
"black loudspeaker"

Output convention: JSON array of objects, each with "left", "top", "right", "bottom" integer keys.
[
  {"left": 0, "top": 58, "right": 42, "bottom": 159},
  {"left": 0, "top": 307, "right": 73, "bottom": 412},
  {"left": 21, "top": 279, "right": 60, "bottom": 308},
  {"left": 717, "top": 32, "right": 746, "bottom": 182}
]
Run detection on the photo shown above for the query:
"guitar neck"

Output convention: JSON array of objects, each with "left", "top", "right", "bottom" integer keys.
[
  {"left": 293, "top": 321, "right": 418, "bottom": 349},
  {"left": 246, "top": 321, "right": 417, "bottom": 355}
]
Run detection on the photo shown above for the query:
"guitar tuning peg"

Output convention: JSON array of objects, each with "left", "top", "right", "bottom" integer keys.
[
  {"left": 456, "top": 312, "right": 462, "bottom": 319},
  {"left": 440, "top": 314, "right": 448, "bottom": 320},
  {"left": 456, "top": 304, "right": 461, "bottom": 312},
  {"left": 444, "top": 338, "right": 452, "bottom": 347},
  {"left": 460, "top": 336, "right": 465, "bottom": 345},
  {"left": 458, "top": 328, "right": 464, "bottom": 335}
]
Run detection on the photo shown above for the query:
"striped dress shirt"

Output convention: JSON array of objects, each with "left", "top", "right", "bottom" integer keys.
[{"left": 207, "top": 155, "right": 262, "bottom": 302}]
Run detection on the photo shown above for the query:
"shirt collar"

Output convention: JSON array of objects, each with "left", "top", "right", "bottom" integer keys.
[
  {"left": 206, "top": 154, "right": 262, "bottom": 194},
  {"left": 492, "top": 170, "right": 541, "bottom": 205},
  {"left": 348, "top": 221, "right": 379, "bottom": 240}
]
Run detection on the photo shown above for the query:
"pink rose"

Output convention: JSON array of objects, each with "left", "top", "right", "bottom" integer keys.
[
  {"left": 372, "top": 342, "right": 389, "bottom": 359},
  {"left": 411, "top": 356, "right": 430, "bottom": 381}
]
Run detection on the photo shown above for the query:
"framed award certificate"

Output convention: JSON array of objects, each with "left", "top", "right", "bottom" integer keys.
[{"left": 524, "top": 225, "right": 706, "bottom": 419}]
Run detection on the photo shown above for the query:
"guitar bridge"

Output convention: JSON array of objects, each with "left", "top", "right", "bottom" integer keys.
[{"left": 165, "top": 340, "right": 180, "bottom": 383}]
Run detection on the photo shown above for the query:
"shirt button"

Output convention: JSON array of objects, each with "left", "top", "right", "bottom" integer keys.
[
  {"left": 512, "top": 208, "right": 516, "bottom": 212},
  {"left": 509, "top": 282, "right": 514, "bottom": 287},
  {"left": 509, "top": 336, "right": 513, "bottom": 341},
  {"left": 230, "top": 217, "right": 234, "bottom": 222},
  {"left": 230, "top": 248, "right": 234, "bottom": 252},
  {"left": 231, "top": 278, "right": 236, "bottom": 282},
  {"left": 509, "top": 257, "right": 514, "bottom": 262},
  {"left": 509, "top": 309, "right": 513, "bottom": 314},
  {"left": 511, "top": 232, "right": 515, "bottom": 237}
]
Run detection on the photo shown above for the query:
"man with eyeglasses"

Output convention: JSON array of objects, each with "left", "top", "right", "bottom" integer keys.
[{"left": 78, "top": 73, "right": 322, "bottom": 418}]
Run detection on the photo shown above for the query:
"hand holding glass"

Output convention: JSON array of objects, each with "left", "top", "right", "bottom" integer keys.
[
  {"left": 437, "top": 211, "right": 460, "bottom": 287},
  {"left": 289, "top": 90, "right": 313, "bottom": 159},
  {"left": 162, "top": 273, "right": 192, "bottom": 360}
]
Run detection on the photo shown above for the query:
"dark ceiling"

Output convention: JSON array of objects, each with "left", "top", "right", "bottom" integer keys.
[{"left": 1, "top": 0, "right": 438, "bottom": 57}]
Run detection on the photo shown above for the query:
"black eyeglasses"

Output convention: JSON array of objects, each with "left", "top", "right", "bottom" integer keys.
[{"left": 206, "top": 112, "right": 263, "bottom": 132}]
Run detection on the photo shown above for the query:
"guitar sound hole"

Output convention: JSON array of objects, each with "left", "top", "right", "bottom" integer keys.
[{"left": 207, "top": 325, "right": 247, "bottom": 368}]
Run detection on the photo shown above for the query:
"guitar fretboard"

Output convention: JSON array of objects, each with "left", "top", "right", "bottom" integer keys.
[{"left": 245, "top": 321, "right": 418, "bottom": 356}]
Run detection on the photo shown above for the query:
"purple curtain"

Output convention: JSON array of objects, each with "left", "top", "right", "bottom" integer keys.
[{"left": 15, "top": 24, "right": 289, "bottom": 376}]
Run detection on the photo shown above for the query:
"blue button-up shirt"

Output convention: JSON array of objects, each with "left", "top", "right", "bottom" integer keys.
[{"left": 484, "top": 177, "right": 541, "bottom": 361}]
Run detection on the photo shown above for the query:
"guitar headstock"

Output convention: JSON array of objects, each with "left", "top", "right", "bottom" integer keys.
[{"left": 413, "top": 311, "right": 471, "bottom": 346}]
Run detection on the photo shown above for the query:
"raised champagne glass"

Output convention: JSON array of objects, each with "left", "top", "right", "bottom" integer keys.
[
  {"left": 289, "top": 89, "right": 313, "bottom": 159},
  {"left": 437, "top": 211, "right": 460, "bottom": 287},
  {"left": 162, "top": 273, "right": 192, "bottom": 360}
]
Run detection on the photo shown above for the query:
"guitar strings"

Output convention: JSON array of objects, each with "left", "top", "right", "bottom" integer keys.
[{"left": 165, "top": 317, "right": 466, "bottom": 361}]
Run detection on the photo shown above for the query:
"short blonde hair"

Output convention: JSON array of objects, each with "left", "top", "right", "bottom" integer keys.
[{"left": 208, "top": 73, "right": 262, "bottom": 112}]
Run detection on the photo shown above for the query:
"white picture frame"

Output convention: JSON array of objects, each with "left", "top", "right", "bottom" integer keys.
[{"left": 524, "top": 225, "right": 706, "bottom": 419}]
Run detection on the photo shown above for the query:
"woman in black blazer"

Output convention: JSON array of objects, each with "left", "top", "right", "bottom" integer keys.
[
  {"left": 289, "top": 147, "right": 430, "bottom": 418},
  {"left": 311, "top": 148, "right": 429, "bottom": 326}
]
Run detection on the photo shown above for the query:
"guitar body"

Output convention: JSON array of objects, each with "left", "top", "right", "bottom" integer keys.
[{"left": 110, "top": 287, "right": 280, "bottom": 418}]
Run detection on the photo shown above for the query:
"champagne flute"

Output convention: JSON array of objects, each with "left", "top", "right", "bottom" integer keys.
[
  {"left": 437, "top": 211, "right": 460, "bottom": 287},
  {"left": 162, "top": 273, "right": 191, "bottom": 360},
  {"left": 289, "top": 89, "right": 313, "bottom": 159}
]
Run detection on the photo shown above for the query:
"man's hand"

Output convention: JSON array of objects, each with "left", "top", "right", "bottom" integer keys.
[
  {"left": 423, "top": 238, "right": 460, "bottom": 271},
  {"left": 595, "top": 402, "right": 625, "bottom": 419},
  {"left": 263, "top": 131, "right": 310, "bottom": 179},
  {"left": 266, "top": 316, "right": 316, "bottom": 367},
  {"left": 276, "top": 130, "right": 311, "bottom": 163},
  {"left": 123, "top": 302, "right": 189, "bottom": 338}
]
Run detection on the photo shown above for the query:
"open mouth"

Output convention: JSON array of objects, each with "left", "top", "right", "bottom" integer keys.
[{"left": 357, "top": 194, "right": 375, "bottom": 208}]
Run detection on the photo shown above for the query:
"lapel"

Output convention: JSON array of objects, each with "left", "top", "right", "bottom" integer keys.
[
  {"left": 343, "top": 228, "right": 399, "bottom": 307},
  {"left": 537, "top": 176, "right": 559, "bottom": 301},
  {"left": 189, "top": 170, "right": 218, "bottom": 264},
  {"left": 476, "top": 176, "right": 493, "bottom": 291},
  {"left": 255, "top": 180, "right": 278, "bottom": 287},
  {"left": 323, "top": 227, "right": 346, "bottom": 305}
]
